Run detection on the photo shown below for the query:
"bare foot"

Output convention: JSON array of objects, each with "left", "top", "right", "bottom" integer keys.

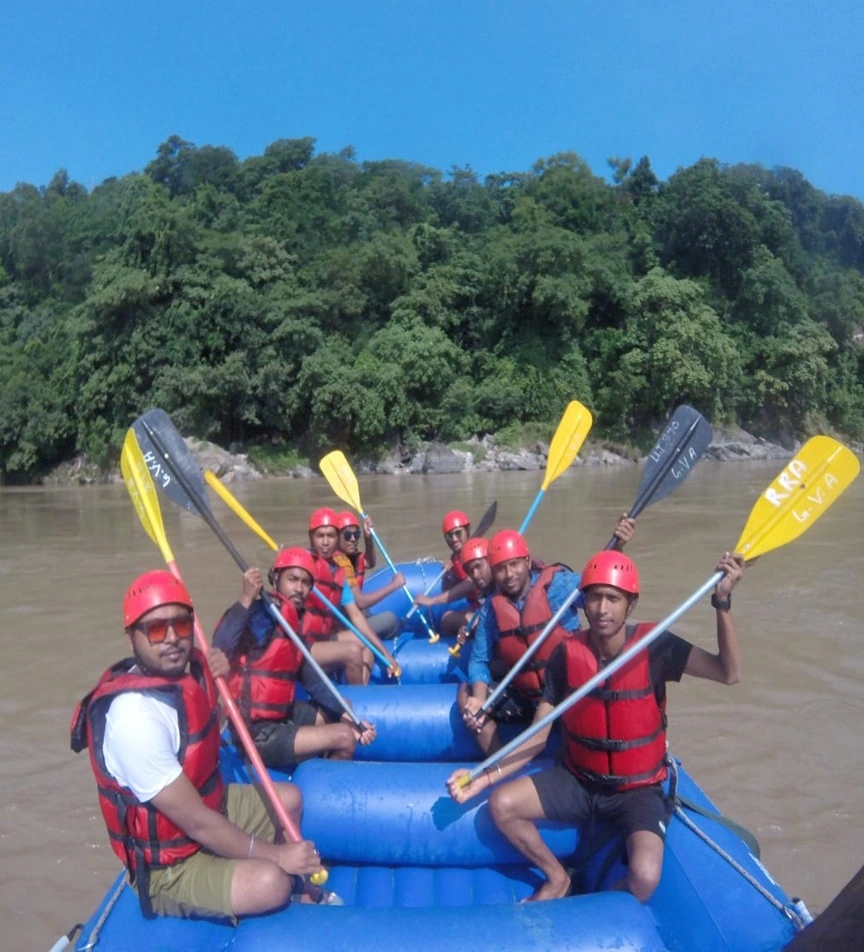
[{"left": 520, "top": 876, "right": 572, "bottom": 903}]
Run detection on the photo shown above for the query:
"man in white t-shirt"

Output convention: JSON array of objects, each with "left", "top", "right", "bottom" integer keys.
[{"left": 71, "top": 569, "right": 326, "bottom": 919}]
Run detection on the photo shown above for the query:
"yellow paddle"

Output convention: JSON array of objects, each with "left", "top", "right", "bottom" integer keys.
[
  {"left": 320, "top": 450, "right": 442, "bottom": 643},
  {"left": 518, "top": 400, "right": 593, "bottom": 533},
  {"left": 462, "top": 434, "right": 860, "bottom": 786},
  {"left": 120, "top": 430, "right": 330, "bottom": 887}
]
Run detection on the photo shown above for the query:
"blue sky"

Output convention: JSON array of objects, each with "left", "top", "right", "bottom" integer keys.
[{"left": 1, "top": 0, "right": 862, "bottom": 199}]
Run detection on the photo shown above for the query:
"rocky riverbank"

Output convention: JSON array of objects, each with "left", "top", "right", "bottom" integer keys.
[{"left": 43, "top": 425, "right": 847, "bottom": 486}]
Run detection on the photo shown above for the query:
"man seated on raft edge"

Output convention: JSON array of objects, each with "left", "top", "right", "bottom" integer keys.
[
  {"left": 212, "top": 546, "right": 377, "bottom": 772},
  {"left": 458, "top": 515, "right": 635, "bottom": 757},
  {"left": 448, "top": 549, "right": 745, "bottom": 904},
  {"left": 332, "top": 510, "right": 404, "bottom": 639},
  {"left": 304, "top": 507, "right": 399, "bottom": 684},
  {"left": 71, "top": 570, "right": 326, "bottom": 920}
]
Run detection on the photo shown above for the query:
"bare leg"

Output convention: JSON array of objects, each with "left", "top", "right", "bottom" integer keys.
[
  {"left": 310, "top": 639, "right": 368, "bottom": 685},
  {"left": 619, "top": 830, "right": 664, "bottom": 902},
  {"left": 292, "top": 721, "right": 357, "bottom": 762},
  {"left": 489, "top": 775, "right": 571, "bottom": 902}
]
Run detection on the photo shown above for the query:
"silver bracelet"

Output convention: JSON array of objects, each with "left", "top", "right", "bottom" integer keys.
[{"left": 247, "top": 834, "right": 255, "bottom": 859}]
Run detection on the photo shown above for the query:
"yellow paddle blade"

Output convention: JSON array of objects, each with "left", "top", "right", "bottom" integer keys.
[
  {"left": 319, "top": 450, "right": 363, "bottom": 513},
  {"left": 204, "top": 471, "right": 279, "bottom": 552},
  {"left": 734, "top": 435, "right": 860, "bottom": 561},
  {"left": 542, "top": 400, "right": 594, "bottom": 490},
  {"left": 121, "top": 429, "right": 175, "bottom": 565}
]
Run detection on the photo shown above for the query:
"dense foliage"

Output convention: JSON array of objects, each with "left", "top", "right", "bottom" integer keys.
[{"left": 2, "top": 137, "right": 863, "bottom": 481}]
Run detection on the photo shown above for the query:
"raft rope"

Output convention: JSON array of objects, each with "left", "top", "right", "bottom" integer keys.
[
  {"left": 669, "top": 759, "right": 811, "bottom": 932},
  {"left": 77, "top": 874, "right": 127, "bottom": 951}
]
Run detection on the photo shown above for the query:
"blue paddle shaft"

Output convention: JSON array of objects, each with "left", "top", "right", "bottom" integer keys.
[
  {"left": 404, "top": 566, "right": 447, "bottom": 621},
  {"left": 470, "top": 570, "right": 724, "bottom": 783},
  {"left": 367, "top": 521, "right": 437, "bottom": 638},
  {"left": 311, "top": 585, "right": 394, "bottom": 673},
  {"left": 518, "top": 489, "right": 546, "bottom": 536}
]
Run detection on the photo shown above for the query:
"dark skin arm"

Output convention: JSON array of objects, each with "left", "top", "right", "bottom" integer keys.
[{"left": 150, "top": 774, "right": 320, "bottom": 876}]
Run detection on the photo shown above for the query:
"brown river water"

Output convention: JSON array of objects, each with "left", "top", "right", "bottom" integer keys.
[{"left": 2, "top": 462, "right": 862, "bottom": 950}]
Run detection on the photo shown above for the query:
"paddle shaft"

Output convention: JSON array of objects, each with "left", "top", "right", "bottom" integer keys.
[
  {"left": 139, "top": 419, "right": 360, "bottom": 726},
  {"left": 518, "top": 490, "right": 547, "bottom": 535},
  {"left": 403, "top": 566, "right": 447, "bottom": 622},
  {"left": 311, "top": 584, "right": 397, "bottom": 675},
  {"left": 470, "top": 570, "right": 723, "bottom": 783},
  {"left": 165, "top": 560, "right": 307, "bottom": 840},
  {"left": 365, "top": 520, "right": 439, "bottom": 639},
  {"left": 602, "top": 413, "right": 704, "bottom": 550}
]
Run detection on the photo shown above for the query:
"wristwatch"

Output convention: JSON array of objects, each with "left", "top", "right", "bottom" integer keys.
[{"left": 711, "top": 592, "right": 732, "bottom": 612}]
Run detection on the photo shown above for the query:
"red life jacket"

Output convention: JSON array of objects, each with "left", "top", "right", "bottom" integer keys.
[
  {"left": 302, "top": 555, "right": 346, "bottom": 643},
  {"left": 332, "top": 551, "right": 367, "bottom": 590},
  {"left": 69, "top": 650, "right": 223, "bottom": 918},
  {"left": 225, "top": 596, "right": 303, "bottom": 724},
  {"left": 442, "top": 551, "right": 469, "bottom": 590},
  {"left": 491, "top": 564, "right": 573, "bottom": 700},
  {"left": 561, "top": 623, "right": 668, "bottom": 791}
]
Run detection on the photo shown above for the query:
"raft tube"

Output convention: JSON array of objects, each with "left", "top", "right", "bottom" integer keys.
[{"left": 73, "top": 758, "right": 802, "bottom": 952}]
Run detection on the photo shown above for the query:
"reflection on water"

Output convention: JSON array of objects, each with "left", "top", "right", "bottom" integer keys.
[{"left": 2, "top": 464, "right": 862, "bottom": 948}]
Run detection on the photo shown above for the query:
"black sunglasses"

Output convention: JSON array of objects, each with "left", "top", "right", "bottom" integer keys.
[{"left": 341, "top": 528, "right": 361, "bottom": 541}]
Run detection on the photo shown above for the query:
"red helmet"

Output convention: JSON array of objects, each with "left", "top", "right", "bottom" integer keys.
[
  {"left": 580, "top": 551, "right": 640, "bottom": 595},
  {"left": 487, "top": 530, "right": 530, "bottom": 568},
  {"left": 336, "top": 511, "right": 360, "bottom": 531},
  {"left": 308, "top": 507, "right": 338, "bottom": 531},
  {"left": 272, "top": 546, "right": 317, "bottom": 581},
  {"left": 460, "top": 537, "right": 489, "bottom": 568},
  {"left": 442, "top": 510, "right": 470, "bottom": 534},
  {"left": 123, "top": 570, "right": 193, "bottom": 629}
]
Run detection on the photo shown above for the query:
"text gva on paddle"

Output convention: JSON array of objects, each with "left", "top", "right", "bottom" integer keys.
[
  {"left": 765, "top": 458, "right": 841, "bottom": 522},
  {"left": 648, "top": 418, "right": 698, "bottom": 481}
]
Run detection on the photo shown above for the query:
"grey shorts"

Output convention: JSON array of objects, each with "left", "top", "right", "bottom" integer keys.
[
  {"left": 250, "top": 700, "right": 326, "bottom": 770},
  {"left": 532, "top": 763, "right": 671, "bottom": 841}
]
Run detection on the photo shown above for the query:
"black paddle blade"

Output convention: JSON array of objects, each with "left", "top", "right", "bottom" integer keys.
[
  {"left": 631, "top": 405, "right": 713, "bottom": 516},
  {"left": 132, "top": 409, "right": 211, "bottom": 517},
  {"left": 474, "top": 500, "right": 498, "bottom": 538}
]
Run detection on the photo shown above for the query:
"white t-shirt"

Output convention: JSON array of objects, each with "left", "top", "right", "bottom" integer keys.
[{"left": 102, "top": 688, "right": 183, "bottom": 803}]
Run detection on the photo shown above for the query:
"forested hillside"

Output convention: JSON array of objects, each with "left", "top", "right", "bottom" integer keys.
[{"left": 2, "top": 136, "right": 863, "bottom": 482}]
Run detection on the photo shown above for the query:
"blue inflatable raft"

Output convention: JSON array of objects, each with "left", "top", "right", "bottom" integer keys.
[{"left": 71, "top": 690, "right": 809, "bottom": 952}]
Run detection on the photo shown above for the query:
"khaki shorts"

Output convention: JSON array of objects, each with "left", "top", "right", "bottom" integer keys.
[{"left": 145, "top": 783, "right": 276, "bottom": 919}]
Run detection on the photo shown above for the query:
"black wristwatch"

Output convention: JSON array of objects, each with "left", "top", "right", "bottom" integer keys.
[{"left": 711, "top": 592, "right": 732, "bottom": 612}]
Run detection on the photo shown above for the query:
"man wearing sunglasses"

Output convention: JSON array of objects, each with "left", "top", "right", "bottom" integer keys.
[
  {"left": 72, "top": 570, "right": 321, "bottom": 921},
  {"left": 332, "top": 511, "right": 403, "bottom": 639}
]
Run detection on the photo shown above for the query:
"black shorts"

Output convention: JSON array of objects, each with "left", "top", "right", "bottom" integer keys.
[
  {"left": 532, "top": 763, "right": 672, "bottom": 841},
  {"left": 248, "top": 701, "right": 323, "bottom": 770}
]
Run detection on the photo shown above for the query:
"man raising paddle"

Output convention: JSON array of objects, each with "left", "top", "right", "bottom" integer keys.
[
  {"left": 71, "top": 570, "right": 323, "bottom": 920},
  {"left": 448, "top": 549, "right": 744, "bottom": 903}
]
